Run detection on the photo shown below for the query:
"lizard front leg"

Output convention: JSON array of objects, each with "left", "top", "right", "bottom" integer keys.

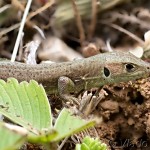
[{"left": 58, "top": 76, "right": 80, "bottom": 105}]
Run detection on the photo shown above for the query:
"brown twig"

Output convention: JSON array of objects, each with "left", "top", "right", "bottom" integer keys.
[
  {"left": 101, "top": 22, "right": 145, "bottom": 45},
  {"left": 27, "top": 0, "right": 55, "bottom": 21},
  {"left": 88, "top": 0, "right": 98, "bottom": 40},
  {"left": 12, "top": 0, "right": 25, "bottom": 11},
  {"left": 11, "top": 0, "right": 34, "bottom": 27},
  {"left": 71, "top": 0, "right": 85, "bottom": 47},
  {"left": 0, "top": 23, "right": 20, "bottom": 38},
  {"left": 107, "top": 11, "right": 150, "bottom": 30}
]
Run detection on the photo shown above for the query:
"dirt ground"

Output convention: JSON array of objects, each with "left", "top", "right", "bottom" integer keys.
[
  {"left": 95, "top": 78, "right": 150, "bottom": 150},
  {"left": 56, "top": 78, "right": 149, "bottom": 150}
]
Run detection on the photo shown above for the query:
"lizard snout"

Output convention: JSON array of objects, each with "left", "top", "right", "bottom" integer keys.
[
  {"left": 146, "top": 64, "right": 150, "bottom": 75},
  {"left": 142, "top": 61, "right": 150, "bottom": 76}
]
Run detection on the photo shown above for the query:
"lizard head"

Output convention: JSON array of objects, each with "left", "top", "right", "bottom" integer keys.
[{"left": 101, "top": 51, "right": 150, "bottom": 84}]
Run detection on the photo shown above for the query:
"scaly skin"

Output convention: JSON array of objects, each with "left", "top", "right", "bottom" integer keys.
[{"left": 0, "top": 51, "right": 149, "bottom": 103}]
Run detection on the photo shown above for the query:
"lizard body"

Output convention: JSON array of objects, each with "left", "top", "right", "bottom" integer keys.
[{"left": 0, "top": 51, "right": 149, "bottom": 103}]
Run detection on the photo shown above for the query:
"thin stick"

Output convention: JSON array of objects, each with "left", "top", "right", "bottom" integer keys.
[
  {"left": 71, "top": 0, "right": 85, "bottom": 47},
  {"left": 88, "top": 0, "right": 98, "bottom": 40},
  {"left": 27, "top": 0, "right": 54, "bottom": 21},
  {"left": 58, "top": 137, "right": 68, "bottom": 150},
  {"left": 11, "top": 0, "right": 33, "bottom": 62},
  {"left": 0, "top": 4, "right": 11, "bottom": 13},
  {"left": 0, "top": 23, "right": 20, "bottom": 38},
  {"left": 101, "top": 22, "right": 144, "bottom": 45}
]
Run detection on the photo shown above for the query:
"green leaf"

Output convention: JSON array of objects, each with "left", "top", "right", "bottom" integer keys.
[
  {"left": 81, "top": 143, "right": 90, "bottom": 150},
  {"left": 53, "top": 108, "right": 95, "bottom": 141},
  {"left": 0, "top": 122, "right": 27, "bottom": 150},
  {"left": 28, "top": 128, "right": 58, "bottom": 143},
  {"left": 28, "top": 108, "right": 95, "bottom": 143},
  {"left": 0, "top": 78, "right": 52, "bottom": 133},
  {"left": 75, "top": 144, "right": 81, "bottom": 150},
  {"left": 75, "top": 136, "right": 107, "bottom": 150},
  {"left": 91, "top": 143, "right": 101, "bottom": 150}
]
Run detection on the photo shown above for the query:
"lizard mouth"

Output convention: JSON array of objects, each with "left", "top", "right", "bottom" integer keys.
[
  {"left": 132, "top": 69, "right": 149, "bottom": 77},
  {"left": 123, "top": 70, "right": 149, "bottom": 81},
  {"left": 108, "top": 70, "right": 149, "bottom": 84}
]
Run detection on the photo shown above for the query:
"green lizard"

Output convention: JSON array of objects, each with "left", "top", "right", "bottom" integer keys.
[{"left": 0, "top": 51, "right": 149, "bottom": 104}]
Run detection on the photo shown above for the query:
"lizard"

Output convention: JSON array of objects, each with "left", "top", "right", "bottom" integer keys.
[{"left": 0, "top": 51, "right": 149, "bottom": 104}]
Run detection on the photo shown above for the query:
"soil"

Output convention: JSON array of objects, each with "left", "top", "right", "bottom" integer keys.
[{"left": 95, "top": 78, "right": 150, "bottom": 150}]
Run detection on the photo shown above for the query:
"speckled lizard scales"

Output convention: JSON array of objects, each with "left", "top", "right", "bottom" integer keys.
[{"left": 0, "top": 51, "right": 149, "bottom": 103}]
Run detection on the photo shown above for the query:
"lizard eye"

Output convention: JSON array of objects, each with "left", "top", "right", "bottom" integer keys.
[
  {"left": 104, "top": 67, "right": 110, "bottom": 77},
  {"left": 125, "top": 63, "right": 136, "bottom": 72}
]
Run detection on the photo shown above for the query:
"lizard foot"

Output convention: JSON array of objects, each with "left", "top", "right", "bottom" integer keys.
[{"left": 58, "top": 76, "right": 80, "bottom": 105}]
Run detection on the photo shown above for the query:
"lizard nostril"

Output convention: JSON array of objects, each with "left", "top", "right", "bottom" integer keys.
[{"left": 104, "top": 67, "right": 110, "bottom": 77}]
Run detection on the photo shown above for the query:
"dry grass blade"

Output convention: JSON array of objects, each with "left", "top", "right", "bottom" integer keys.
[
  {"left": 101, "top": 22, "right": 145, "bottom": 45},
  {"left": 0, "top": 23, "right": 20, "bottom": 38},
  {"left": 27, "top": 0, "right": 55, "bottom": 21},
  {"left": 88, "top": 0, "right": 98, "bottom": 40},
  {"left": 71, "top": 0, "right": 85, "bottom": 47},
  {"left": 11, "top": 0, "right": 33, "bottom": 62}
]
